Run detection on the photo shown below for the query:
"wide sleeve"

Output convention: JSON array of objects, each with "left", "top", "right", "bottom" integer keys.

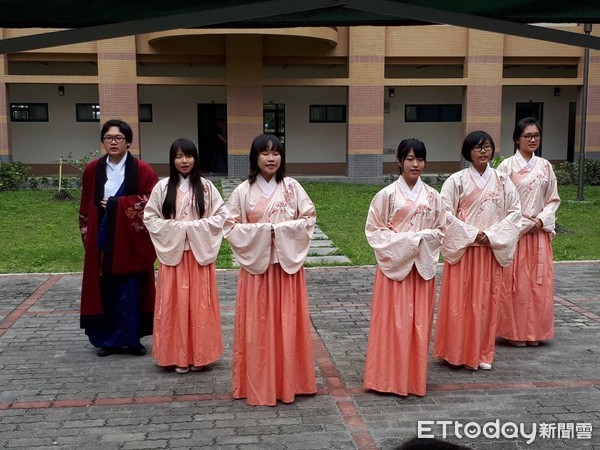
[
  {"left": 482, "top": 174, "right": 522, "bottom": 267},
  {"left": 223, "top": 184, "right": 272, "bottom": 275},
  {"left": 414, "top": 191, "right": 446, "bottom": 280},
  {"left": 272, "top": 180, "right": 316, "bottom": 274},
  {"left": 185, "top": 181, "right": 226, "bottom": 265},
  {"left": 440, "top": 175, "right": 479, "bottom": 265},
  {"left": 364, "top": 187, "right": 421, "bottom": 281},
  {"left": 110, "top": 162, "right": 158, "bottom": 275},
  {"left": 78, "top": 162, "right": 95, "bottom": 245},
  {"left": 537, "top": 162, "right": 561, "bottom": 233},
  {"left": 143, "top": 181, "right": 187, "bottom": 266}
]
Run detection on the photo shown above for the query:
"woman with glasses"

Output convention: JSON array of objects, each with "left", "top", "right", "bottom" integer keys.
[
  {"left": 144, "top": 138, "right": 226, "bottom": 374},
  {"left": 79, "top": 119, "right": 159, "bottom": 357},
  {"left": 496, "top": 117, "right": 560, "bottom": 347},
  {"left": 433, "top": 131, "right": 521, "bottom": 370}
]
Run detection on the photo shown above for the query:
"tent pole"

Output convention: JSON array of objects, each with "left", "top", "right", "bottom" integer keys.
[{"left": 577, "top": 23, "right": 592, "bottom": 201}]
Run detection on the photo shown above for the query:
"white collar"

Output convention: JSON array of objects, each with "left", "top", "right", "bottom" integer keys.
[
  {"left": 178, "top": 174, "right": 190, "bottom": 193},
  {"left": 469, "top": 163, "right": 491, "bottom": 188},
  {"left": 257, "top": 174, "right": 277, "bottom": 198},
  {"left": 515, "top": 151, "right": 537, "bottom": 170},
  {"left": 106, "top": 152, "right": 127, "bottom": 171},
  {"left": 398, "top": 175, "right": 422, "bottom": 202}
]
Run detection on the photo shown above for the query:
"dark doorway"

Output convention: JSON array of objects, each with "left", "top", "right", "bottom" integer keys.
[
  {"left": 567, "top": 102, "right": 577, "bottom": 162},
  {"left": 515, "top": 102, "right": 543, "bottom": 156},
  {"left": 197, "top": 103, "right": 227, "bottom": 174},
  {"left": 264, "top": 103, "right": 285, "bottom": 144}
]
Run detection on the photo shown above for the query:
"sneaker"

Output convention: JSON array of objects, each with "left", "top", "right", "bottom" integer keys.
[
  {"left": 97, "top": 347, "right": 113, "bottom": 357},
  {"left": 463, "top": 364, "right": 478, "bottom": 371},
  {"left": 175, "top": 366, "right": 190, "bottom": 374},
  {"left": 478, "top": 362, "right": 492, "bottom": 370},
  {"left": 507, "top": 339, "right": 526, "bottom": 347},
  {"left": 129, "top": 344, "right": 147, "bottom": 356},
  {"left": 527, "top": 341, "right": 540, "bottom": 346},
  {"left": 190, "top": 366, "right": 203, "bottom": 372}
]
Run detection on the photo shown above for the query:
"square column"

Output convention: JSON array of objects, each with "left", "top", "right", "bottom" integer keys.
[
  {"left": 463, "top": 30, "right": 504, "bottom": 156},
  {"left": 226, "top": 35, "right": 263, "bottom": 178},
  {"left": 347, "top": 27, "right": 385, "bottom": 178},
  {"left": 0, "top": 34, "right": 10, "bottom": 163},
  {"left": 97, "top": 37, "right": 141, "bottom": 156}
]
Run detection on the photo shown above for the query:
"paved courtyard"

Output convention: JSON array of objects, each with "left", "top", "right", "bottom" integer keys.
[{"left": 0, "top": 261, "right": 599, "bottom": 449}]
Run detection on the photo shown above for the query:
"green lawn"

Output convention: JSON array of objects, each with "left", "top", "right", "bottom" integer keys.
[{"left": 0, "top": 184, "right": 598, "bottom": 273}]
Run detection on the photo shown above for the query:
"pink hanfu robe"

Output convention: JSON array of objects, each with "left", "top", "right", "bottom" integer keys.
[
  {"left": 496, "top": 154, "right": 560, "bottom": 343},
  {"left": 143, "top": 177, "right": 226, "bottom": 369},
  {"left": 433, "top": 166, "right": 521, "bottom": 369},
  {"left": 363, "top": 178, "right": 445, "bottom": 396},
  {"left": 224, "top": 176, "right": 317, "bottom": 406}
]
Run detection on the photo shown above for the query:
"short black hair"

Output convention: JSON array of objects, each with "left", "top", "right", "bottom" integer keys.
[
  {"left": 461, "top": 130, "right": 495, "bottom": 162},
  {"left": 100, "top": 119, "right": 133, "bottom": 144}
]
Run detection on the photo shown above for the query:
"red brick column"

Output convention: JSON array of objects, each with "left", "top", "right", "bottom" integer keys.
[
  {"left": 0, "top": 37, "right": 10, "bottom": 162},
  {"left": 577, "top": 51, "right": 600, "bottom": 160},
  {"left": 226, "top": 35, "right": 263, "bottom": 178},
  {"left": 0, "top": 81, "right": 9, "bottom": 163},
  {"left": 464, "top": 30, "right": 504, "bottom": 157},
  {"left": 347, "top": 27, "right": 385, "bottom": 178},
  {"left": 97, "top": 37, "right": 141, "bottom": 157}
]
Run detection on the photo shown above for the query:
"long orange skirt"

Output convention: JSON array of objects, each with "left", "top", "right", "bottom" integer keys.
[
  {"left": 497, "top": 232, "right": 555, "bottom": 342},
  {"left": 232, "top": 264, "right": 317, "bottom": 406},
  {"left": 152, "top": 251, "right": 223, "bottom": 368},
  {"left": 433, "top": 247, "right": 505, "bottom": 368},
  {"left": 363, "top": 267, "right": 436, "bottom": 396}
]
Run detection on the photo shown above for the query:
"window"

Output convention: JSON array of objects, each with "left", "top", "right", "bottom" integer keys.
[
  {"left": 405, "top": 104, "right": 462, "bottom": 122},
  {"left": 10, "top": 103, "right": 48, "bottom": 122},
  {"left": 309, "top": 105, "right": 347, "bottom": 123},
  {"left": 76, "top": 103, "right": 100, "bottom": 122},
  {"left": 139, "top": 104, "right": 153, "bottom": 122}
]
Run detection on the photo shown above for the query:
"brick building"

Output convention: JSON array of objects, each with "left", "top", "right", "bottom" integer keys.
[{"left": 1, "top": 24, "right": 598, "bottom": 179}]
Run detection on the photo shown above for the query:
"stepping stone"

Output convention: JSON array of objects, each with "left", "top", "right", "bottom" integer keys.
[
  {"left": 308, "top": 247, "right": 338, "bottom": 256},
  {"left": 305, "top": 255, "right": 351, "bottom": 264},
  {"left": 310, "top": 239, "right": 334, "bottom": 247}
]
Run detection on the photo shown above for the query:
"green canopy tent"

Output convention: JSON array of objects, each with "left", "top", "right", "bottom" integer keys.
[{"left": 1, "top": 0, "right": 600, "bottom": 54}]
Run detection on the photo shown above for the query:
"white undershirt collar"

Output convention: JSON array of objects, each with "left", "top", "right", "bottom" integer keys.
[
  {"left": 515, "top": 151, "right": 538, "bottom": 171},
  {"left": 398, "top": 176, "right": 422, "bottom": 202},
  {"left": 257, "top": 174, "right": 277, "bottom": 198},
  {"left": 104, "top": 153, "right": 128, "bottom": 198},
  {"left": 178, "top": 174, "right": 190, "bottom": 193},
  {"left": 469, "top": 163, "right": 491, "bottom": 189}
]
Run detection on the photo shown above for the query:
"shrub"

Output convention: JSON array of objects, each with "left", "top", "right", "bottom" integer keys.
[
  {"left": 555, "top": 160, "right": 600, "bottom": 186},
  {"left": 0, "top": 162, "right": 30, "bottom": 191}
]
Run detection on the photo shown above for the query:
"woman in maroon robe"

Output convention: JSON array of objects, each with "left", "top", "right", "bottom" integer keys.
[{"left": 79, "top": 119, "right": 158, "bottom": 356}]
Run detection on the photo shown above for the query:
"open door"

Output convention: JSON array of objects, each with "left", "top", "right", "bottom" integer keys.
[
  {"left": 515, "top": 102, "right": 543, "bottom": 156},
  {"left": 197, "top": 103, "right": 227, "bottom": 174}
]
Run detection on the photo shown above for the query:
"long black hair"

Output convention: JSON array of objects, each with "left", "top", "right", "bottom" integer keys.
[
  {"left": 161, "top": 138, "right": 205, "bottom": 219},
  {"left": 248, "top": 134, "right": 285, "bottom": 184}
]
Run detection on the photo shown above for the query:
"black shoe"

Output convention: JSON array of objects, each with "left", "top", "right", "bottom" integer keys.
[
  {"left": 129, "top": 344, "right": 147, "bottom": 356},
  {"left": 97, "top": 347, "right": 113, "bottom": 357}
]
